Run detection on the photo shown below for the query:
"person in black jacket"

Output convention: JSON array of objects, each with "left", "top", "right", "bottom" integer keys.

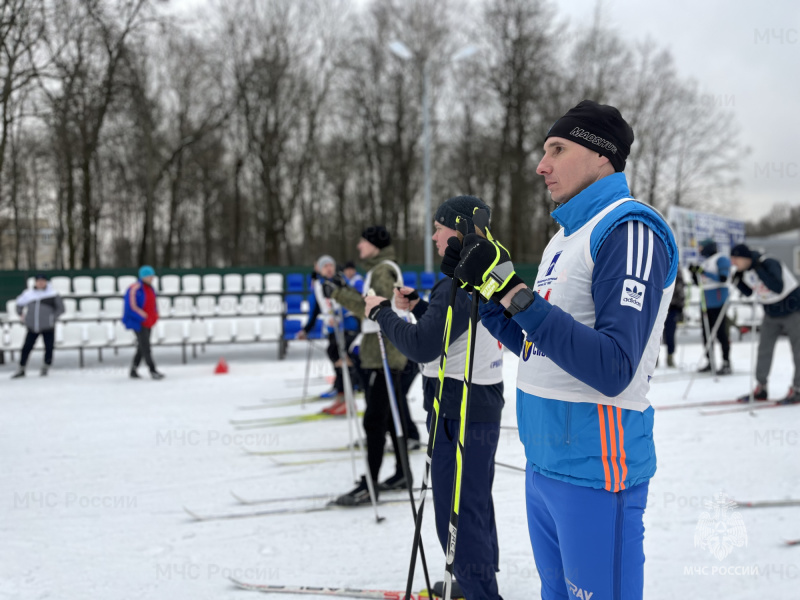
[
  {"left": 364, "top": 195, "right": 505, "bottom": 600},
  {"left": 731, "top": 243, "right": 800, "bottom": 404},
  {"left": 663, "top": 268, "right": 686, "bottom": 367},
  {"left": 11, "top": 274, "right": 65, "bottom": 378}
]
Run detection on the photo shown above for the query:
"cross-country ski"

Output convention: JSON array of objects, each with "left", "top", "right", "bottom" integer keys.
[{"left": 229, "top": 578, "right": 430, "bottom": 600}]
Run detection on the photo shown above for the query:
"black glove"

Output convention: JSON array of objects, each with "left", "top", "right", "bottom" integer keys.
[
  {"left": 732, "top": 271, "right": 743, "bottom": 285},
  {"left": 688, "top": 264, "right": 703, "bottom": 274},
  {"left": 403, "top": 290, "right": 420, "bottom": 302},
  {"left": 322, "top": 274, "right": 347, "bottom": 298},
  {"left": 441, "top": 236, "right": 462, "bottom": 278},
  {"left": 310, "top": 271, "right": 318, "bottom": 281},
  {"left": 367, "top": 298, "right": 391, "bottom": 321},
  {"left": 454, "top": 233, "right": 525, "bottom": 302}
]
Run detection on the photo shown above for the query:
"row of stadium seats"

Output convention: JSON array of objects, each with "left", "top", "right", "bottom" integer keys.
[
  {"left": 0, "top": 316, "right": 297, "bottom": 366},
  {"left": 27, "top": 270, "right": 443, "bottom": 297},
  {"left": 27, "top": 273, "right": 286, "bottom": 297},
  {"left": 5, "top": 294, "right": 286, "bottom": 323}
]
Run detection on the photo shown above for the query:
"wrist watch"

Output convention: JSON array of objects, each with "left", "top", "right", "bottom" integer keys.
[{"left": 504, "top": 286, "right": 536, "bottom": 318}]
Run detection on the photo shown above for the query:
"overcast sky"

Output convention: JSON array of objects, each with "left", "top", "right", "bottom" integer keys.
[
  {"left": 171, "top": 0, "right": 797, "bottom": 223},
  {"left": 552, "top": 0, "right": 799, "bottom": 223}
]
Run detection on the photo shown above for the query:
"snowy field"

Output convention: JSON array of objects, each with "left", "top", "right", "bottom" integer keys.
[{"left": 1, "top": 327, "right": 799, "bottom": 600}]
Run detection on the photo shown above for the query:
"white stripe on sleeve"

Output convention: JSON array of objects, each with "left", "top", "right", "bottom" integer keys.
[
  {"left": 635, "top": 222, "right": 644, "bottom": 279},
  {"left": 626, "top": 221, "right": 634, "bottom": 276},
  {"left": 643, "top": 228, "right": 654, "bottom": 281}
]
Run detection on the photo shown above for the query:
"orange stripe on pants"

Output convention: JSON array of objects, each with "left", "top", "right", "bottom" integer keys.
[
  {"left": 606, "top": 405, "right": 620, "bottom": 492},
  {"left": 616, "top": 407, "right": 628, "bottom": 490},
  {"left": 597, "top": 405, "right": 612, "bottom": 492}
]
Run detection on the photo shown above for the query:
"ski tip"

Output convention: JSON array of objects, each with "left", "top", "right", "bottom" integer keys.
[
  {"left": 230, "top": 491, "right": 250, "bottom": 504},
  {"left": 183, "top": 506, "right": 204, "bottom": 521}
]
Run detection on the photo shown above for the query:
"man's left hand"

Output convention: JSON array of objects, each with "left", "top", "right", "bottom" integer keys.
[
  {"left": 364, "top": 295, "right": 390, "bottom": 321},
  {"left": 455, "top": 233, "right": 525, "bottom": 302},
  {"left": 322, "top": 273, "right": 347, "bottom": 298}
]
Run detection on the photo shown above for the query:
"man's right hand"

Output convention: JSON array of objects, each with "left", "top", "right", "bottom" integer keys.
[
  {"left": 295, "top": 330, "right": 308, "bottom": 340},
  {"left": 440, "top": 236, "right": 462, "bottom": 278},
  {"left": 394, "top": 286, "right": 420, "bottom": 311}
]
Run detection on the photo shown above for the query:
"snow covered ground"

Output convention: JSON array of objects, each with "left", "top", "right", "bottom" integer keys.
[{"left": 1, "top": 328, "right": 799, "bottom": 600}]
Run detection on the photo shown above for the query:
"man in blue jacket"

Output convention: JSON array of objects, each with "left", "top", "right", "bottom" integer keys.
[
  {"left": 446, "top": 100, "right": 678, "bottom": 600},
  {"left": 688, "top": 238, "right": 732, "bottom": 374},
  {"left": 365, "top": 195, "right": 505, "bottom": 600},
  {"left": 731, "top": 243, "right": 800, "bottom": 404}
]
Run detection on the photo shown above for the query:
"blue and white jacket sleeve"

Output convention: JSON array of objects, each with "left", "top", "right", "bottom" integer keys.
[{"left": 513, "top": 222, "right": 670, "bottom": 396}]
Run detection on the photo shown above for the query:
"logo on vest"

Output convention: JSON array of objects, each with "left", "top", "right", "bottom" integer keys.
[
  {"left": 522, "top": 340, "right": 546, "bottom": 361},
  {"left": 620, "top": 278, "right": 645, "bottom": 311},
  {"left": 545, "top": 251, "right": 563, "bottom": 276}
]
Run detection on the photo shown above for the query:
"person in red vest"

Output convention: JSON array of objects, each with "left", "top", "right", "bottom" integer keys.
[{"left": 122, "top": 265, "right": 164, "bottom": 379}]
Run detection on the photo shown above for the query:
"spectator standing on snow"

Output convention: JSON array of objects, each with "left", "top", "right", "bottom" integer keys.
[
  {"left": 448, "top": 100, "right": 678, "bottom": 600},
  {"left": 688, "top": 238, "right": 732, "bottom": 374},
  {"left": 296, "top": 255, "right": 362, "bottom": 413},
  {"left": 323, "top": 226, "right": 411, "bottom": 505},
  {"left": 731, "top": 243, "right": 800, "bottom": 404},
  {"left": 11, "top": 274, "right": 65, "bottom": 378},
  {"left": 122, "top": 266, "right": 164, "bottom": 380},
  {"left": 662, "top": 268, "right": 686, "bottom": 367},
  {"left": 364, "top": 195, "right": 505, "bottom": 600}
]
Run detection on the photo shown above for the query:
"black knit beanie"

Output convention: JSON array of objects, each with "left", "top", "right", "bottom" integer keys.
[
  {"left": 731, "top": 244, "right": 752, "bottom": 259},
  {"left": 434, "top": 195, "right": 491, "bottom": 234},
  {"left": 361, "top": 225, "right": 391, "bottom": 250},
  {"left": 546, "top": 100, "right": 634, "bottom": 172}
]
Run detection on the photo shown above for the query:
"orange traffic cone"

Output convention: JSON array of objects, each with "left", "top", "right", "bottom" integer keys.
[{"left": 214, "top": 357, "right": 229, "bottom": 374}]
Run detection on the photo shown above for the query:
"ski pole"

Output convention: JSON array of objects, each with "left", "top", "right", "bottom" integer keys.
[
  {"left": 683, "top": 284, "right": 733, "bottom": 398},
  {"left": 442, "top": 209, "right": 489, "bottom": 600},
  {"left": 301, "top": 332, "right": 314, "bottom": 410},
  {"left": 404, "top": 217, "right": 467, "bottom": 600},
  {"left": 330, "top": 300, "right": 382, "bottom": 522},
  {"left": 372, "top": 321, "right": 433, "bottom": 599}
]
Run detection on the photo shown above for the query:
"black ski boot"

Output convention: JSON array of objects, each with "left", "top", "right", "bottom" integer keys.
[
  {"left": 40, "top": 364, "right": 49, "bottom": 377},
  {"left": 379, "top": 472, "right": 410, "bottom": 492},
  {"left": 333, "top": 476, "right": 377, "bottom": 506},
  {"left": 432, "top": 580, "right": 465, "bottom": 599},
  {"left": 737, "top": 385, "right": 768, "bottom": 403},
  {"left": 150, "top": 370, "right": 165, "bottom": 380}
]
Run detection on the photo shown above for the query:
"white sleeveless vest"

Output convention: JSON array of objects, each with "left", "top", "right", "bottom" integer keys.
[
  {"left": 312, "top": 279, "right": 341, "bottom": 325},
  {"left": 743, "top": 255, "right": 799, "bottom": 305},
  {"left": 700, "top": 252, "right": 727, "bottom": 291},
  {"left": 516, "top": 199, "right": 674, "bottom": 412},
  {"left": 361, "top": 259, "right": 406, "bottom": 334},
  {"left": 422, "top": 319, "right": 504, "bottom": 385}
]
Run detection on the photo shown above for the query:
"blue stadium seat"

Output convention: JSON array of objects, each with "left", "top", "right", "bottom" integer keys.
[
  {"left": 282, "top": 319, "right": 303, "bottom": 340},
  {"left": 308, "top": 319, "right": 325, "bottom": 339},
  {"left": 403, "top": 272, "right": 419, "bottom": 289},
  {"left": 286, "top": 273, "right": 305, "bottom": 292},
  {"left": 285, "top": 294, "right": 304, "bottom": 315},
  {"left": 420, "top": 271, "right": 436, "bottom": 290}
]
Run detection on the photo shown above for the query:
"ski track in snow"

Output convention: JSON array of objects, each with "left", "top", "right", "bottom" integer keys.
[{"left": 1, "top": 330, "right": 798, "bottom": 599}]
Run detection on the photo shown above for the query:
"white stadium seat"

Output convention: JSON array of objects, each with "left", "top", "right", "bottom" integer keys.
[
  {"left": 195, "top": 296, "right": 216, "bottom": 317},
  {"left": 209, "top": 319, "right": 235, "bottom": 343},
  {"left": 72, "top": 276, "right": 94, "bottom": 295},
  {"left": 265, "top": 273, "right": 283, "bottom": 293},
  {"left": 223, "top": 273, "right": 243, "bottom": 293},
  {"left": 95, "top": 276, "right": 116, "bottom": 295},
  {"left": 103, "top": 297, "right": 124, "bottom": 319},
  {"left": 244, "top": 273, "right": 264, "bottom": 293},
  {"left": 202, "top": 274, "right": 222, "bottom": 294},
  {"left": 159, "top": 274, "right": 180, "bottom": 295},
  {"left": 239, "top": 295, "right": 261, "bottom": 315},
  {"left": 50, "top": 276, "right": 72, "bottom": 295},
  {"left": 217, "top": 295, "right": 238, "bottom": 316},
  {"left": 78, "top": 298, "right": 102, "bottom": 319},
  {"left": 182, "top": 274, "right": 201, "bottom": 294}
]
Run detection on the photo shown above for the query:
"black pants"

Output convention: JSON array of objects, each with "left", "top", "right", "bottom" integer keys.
[
  {"left": 399, "top": 360, "right": 421, "bottom": 441},
  {"left": 133, "top": 327, "right": 157, "bottom": 372},
  {"left": 363, "top": 368, "right": 410, "bottom": 483},
  {"left": 20, "top": 329, "right": 55, "bottom": 367},
  {"left": 702, "top": 306, "right": 730, "bottom": 362},
  {"left": 327, "top": 330, "right": 362, "bottom": 392}
]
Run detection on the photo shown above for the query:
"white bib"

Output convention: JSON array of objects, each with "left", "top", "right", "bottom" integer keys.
[{"left": 516, "top": 199, "right": 673, "bottom": 412}]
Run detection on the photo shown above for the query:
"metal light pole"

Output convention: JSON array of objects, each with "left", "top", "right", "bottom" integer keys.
[
  {"left": 422, "top": 60, "right": 432, "bottom": 273},
  {"left": 389, "top": 42, "right": 479, "bottom": 274}
]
